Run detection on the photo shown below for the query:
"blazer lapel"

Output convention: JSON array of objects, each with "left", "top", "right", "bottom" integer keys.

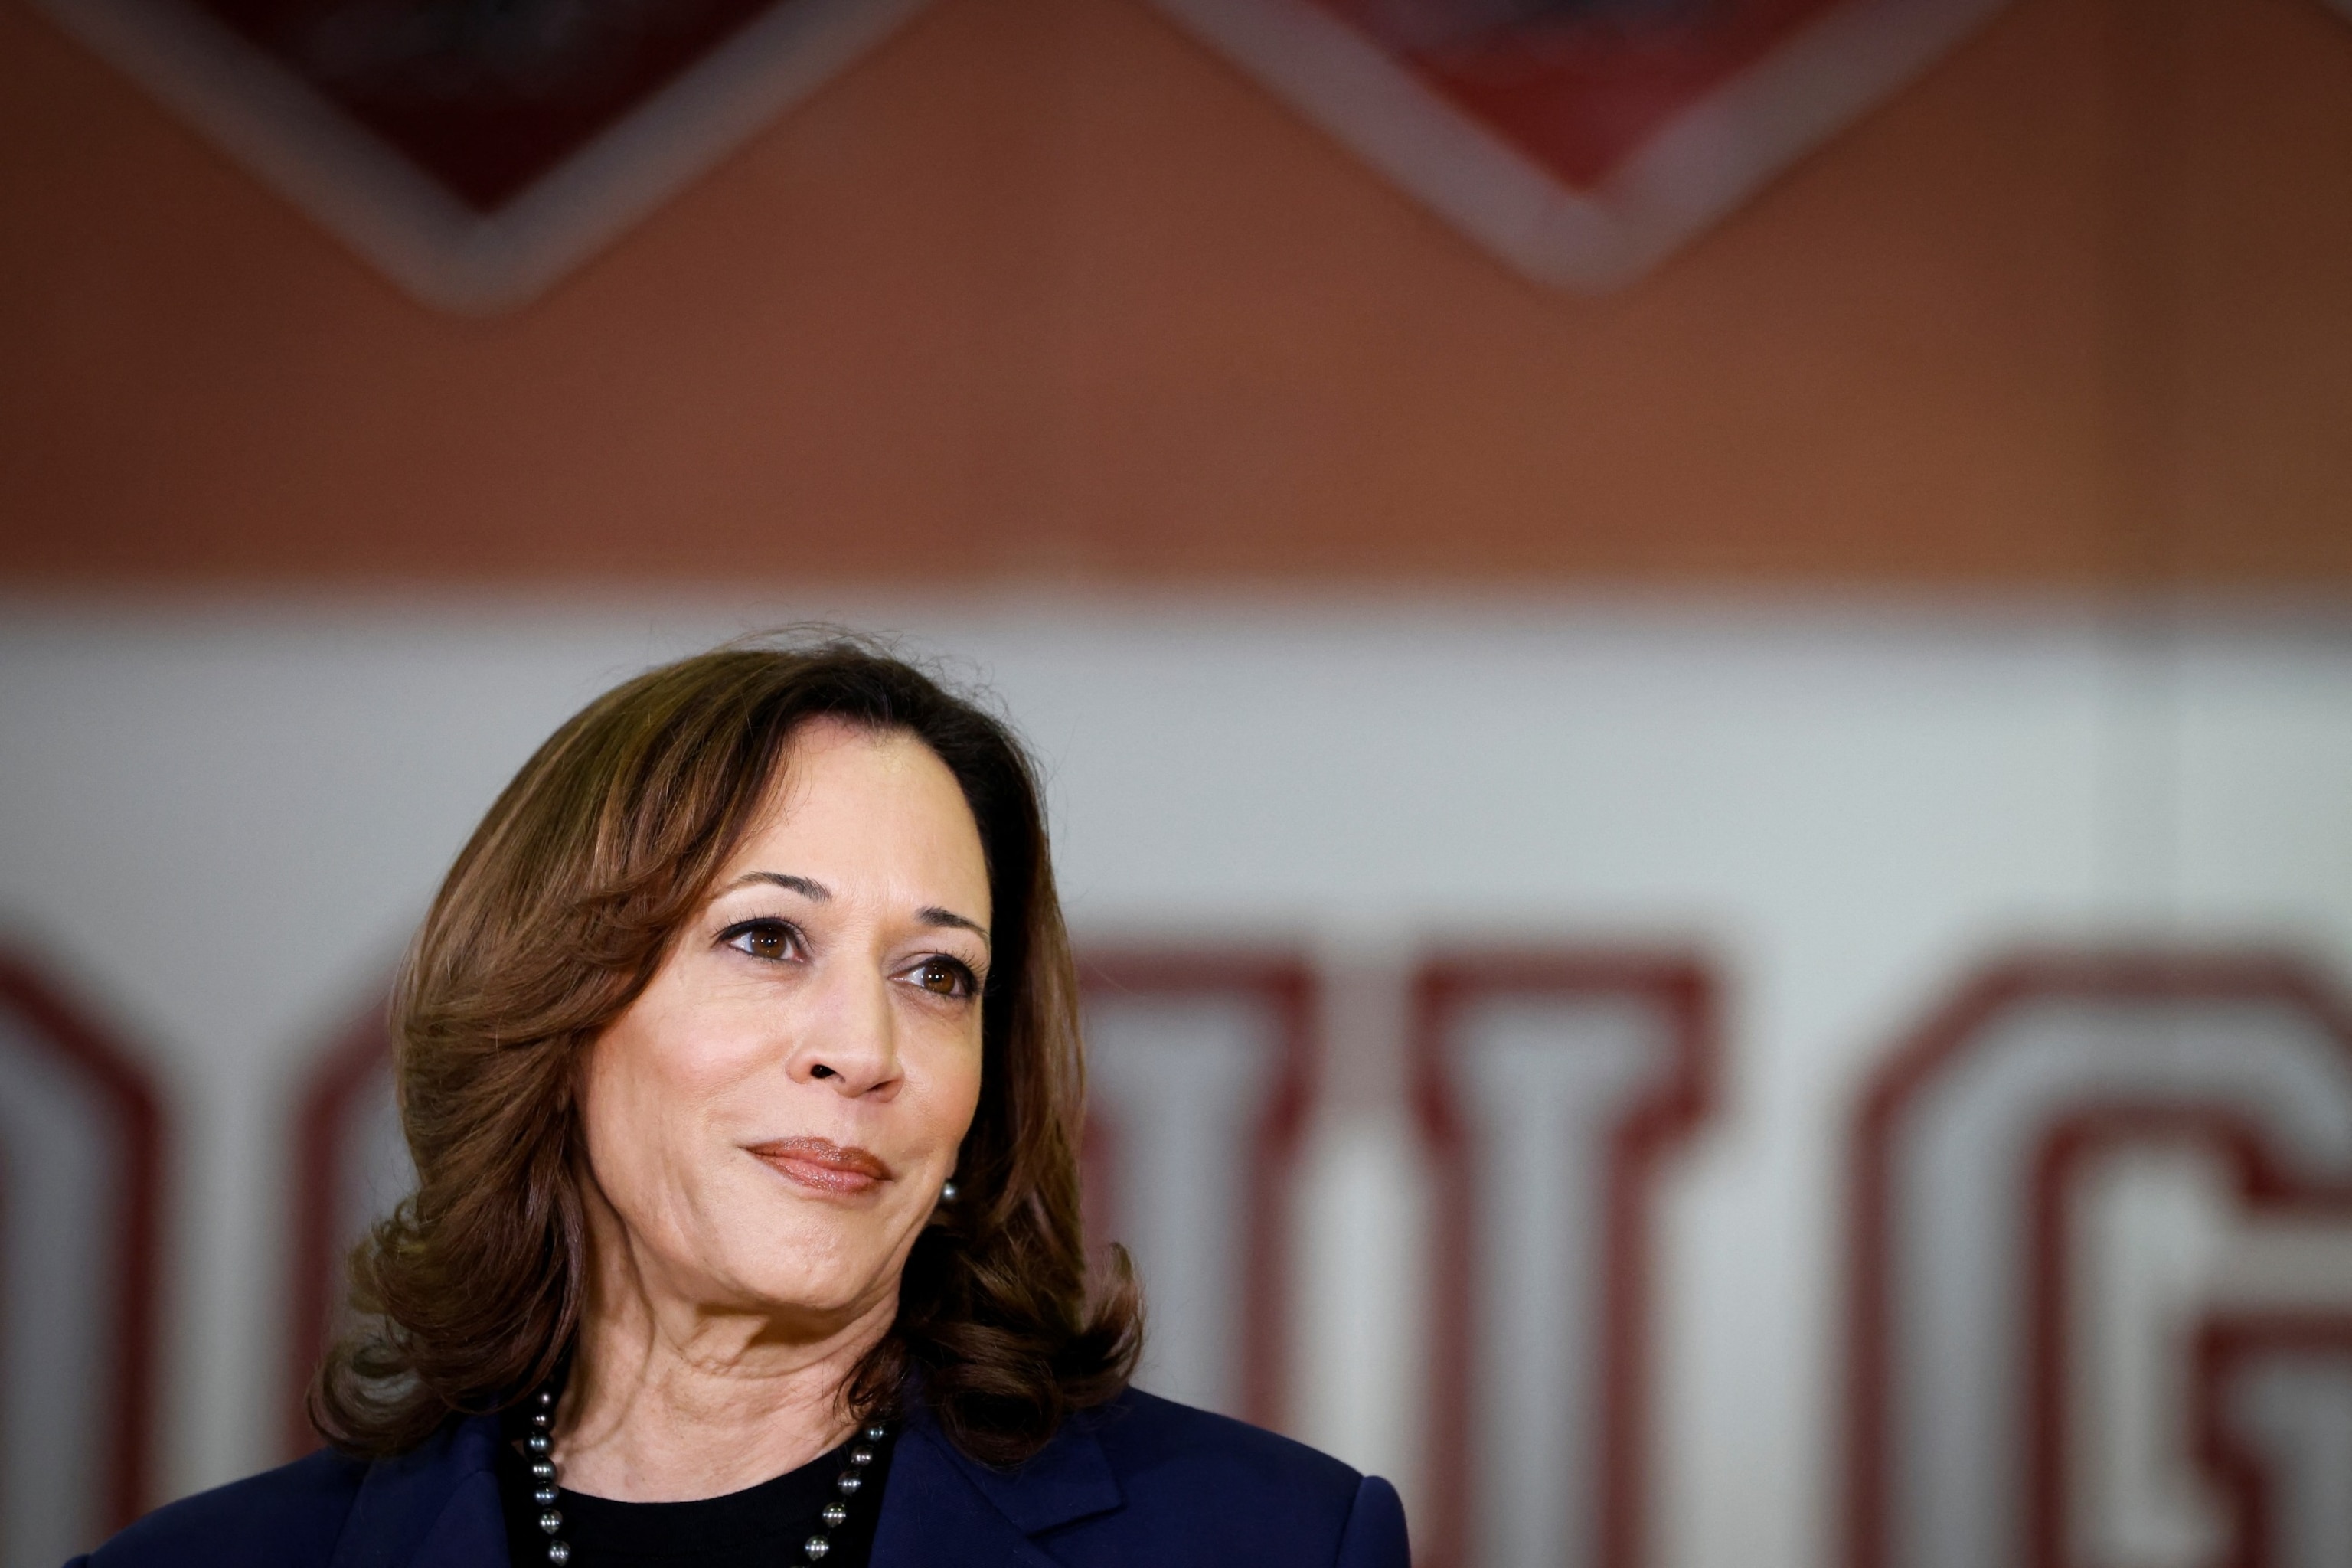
[
  {"left": 871, "top": 1414, "right": 1123, "bottom": 1568},
  {"left": 325, "top": 1416, "right": 508, "bottom": 1568}
]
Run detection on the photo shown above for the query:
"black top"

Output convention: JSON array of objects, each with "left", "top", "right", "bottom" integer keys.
[{"left": 493, "top": 1408, "right": 897, "bottom": 1568}]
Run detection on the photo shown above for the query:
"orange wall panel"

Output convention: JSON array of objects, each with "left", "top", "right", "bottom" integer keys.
[
  {"left": 2169, "top": 0, "right": 2352, "bottom": 586},
  {"left": 0, "top": 0, "right": 2345, "bottom": 589},
  {"left": 1049, "top": 0, "right": 2116, "bottom": 584}
]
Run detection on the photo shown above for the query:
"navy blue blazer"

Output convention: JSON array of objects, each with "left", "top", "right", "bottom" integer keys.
[{"left": 70, "top": 1388, "right": 1408, "bottom": 1568}]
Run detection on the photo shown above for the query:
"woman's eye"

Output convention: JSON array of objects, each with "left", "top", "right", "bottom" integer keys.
[
  {"left": 911, "top": 958, "right": 975, "bottom": 997},
  {"left": 721, "top": 920, "right": 799, "bottom": 962}
]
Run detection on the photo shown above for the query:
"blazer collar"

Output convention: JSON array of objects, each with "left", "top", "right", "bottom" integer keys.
[
  {"left": 325, "top": 1416, "right": 507, "bottom": 1568},
  {"left": 874, "top": 1403, "right": 1123, "bottom": 1566}
]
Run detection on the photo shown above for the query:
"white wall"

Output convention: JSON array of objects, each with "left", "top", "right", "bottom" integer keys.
[{"left": 3, "top": 593, "right": 2349, "bottom": 1568}]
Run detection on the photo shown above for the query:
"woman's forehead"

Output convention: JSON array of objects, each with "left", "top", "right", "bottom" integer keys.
[{"left": 727, "top": 724, "right": 988, "bottom": 910}]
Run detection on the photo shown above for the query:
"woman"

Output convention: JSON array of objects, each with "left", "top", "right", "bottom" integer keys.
[{"left": 76, "top": 636, "right": 1408, "bottom": 1568}]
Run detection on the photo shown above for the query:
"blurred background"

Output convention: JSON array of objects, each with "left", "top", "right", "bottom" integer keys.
[{"left": 8, "top": 0, "right": 2352, "bottom": 1565}]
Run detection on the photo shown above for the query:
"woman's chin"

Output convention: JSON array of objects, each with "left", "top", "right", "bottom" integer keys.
[
  {"left": 727, "top": 1271, "right": 890, "bottom": 1329},
  {"left": 710, "top": 1219, "right": 903, "bottom": 1322}
]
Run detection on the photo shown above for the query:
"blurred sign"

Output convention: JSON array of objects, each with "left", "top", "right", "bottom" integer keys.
[
  {"left": 1078, "top": 953, "right": 1318, "bottom": 1426},
  {"left": 1849, "top": 956, "right": 2352, "bottom": 1568},
  {"left": 2197, "top": 1319, "right": 2352, "bottom": 1568},
  {"left": 0, "top": 958, "right": 161, "bottom": 1568},
  {"left": 1145, "top": 0, "right": 2011, "bottom": 286},
  {"left": 31, "top": 0, "right": 933, "bottom": 310},
  {"left": 284, "top": 1001, "right": 409, "bottom": 1455},
  {"left": 1413, "top": 954, "right": 1715, "bottom": 1568}
]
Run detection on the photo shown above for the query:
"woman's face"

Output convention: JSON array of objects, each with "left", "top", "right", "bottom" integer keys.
[{"left": 580, "top": 718, "right": 991, "bottom": 1334}]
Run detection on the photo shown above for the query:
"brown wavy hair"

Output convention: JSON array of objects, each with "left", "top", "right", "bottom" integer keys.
[{"left": 312, "top": 634, "right": 1141, "bottom": 1465}]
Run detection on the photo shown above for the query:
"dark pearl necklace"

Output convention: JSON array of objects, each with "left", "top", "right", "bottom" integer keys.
[{"left": 523, "top": 1385, "right": 890, "bottom": 1566}]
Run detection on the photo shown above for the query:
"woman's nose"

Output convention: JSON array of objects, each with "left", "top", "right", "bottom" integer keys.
[{"left": 791, "top": 968, "right": 902, "bottom": 1095}]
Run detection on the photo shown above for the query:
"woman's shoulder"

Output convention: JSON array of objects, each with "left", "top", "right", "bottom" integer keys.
[
  {"left": 68, "top": 1448, "right": 370, "bottom": 1568},
  {"left": 1079, "top": 1386, "right": 1362, "bottom": 1492},
  {"left": 910, "top": 1385, "right": 1407, "bottom": 1564},
  {"left": 1049, "top": 1387, "right": 1409, "bottom": 1565},
  {"left": 69, "top": 1416, "right": 508, "bottom": 1568}
]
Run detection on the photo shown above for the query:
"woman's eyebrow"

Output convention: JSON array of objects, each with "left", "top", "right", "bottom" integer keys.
[
  {"left": 727, "top": 874, "right": 986, "bottom": 946},
  {"left": 727, "top": 871, "right": 830, "bottom": 900},
  {"left": 920, "top": 907, "right": 991, "bottom": 948}
]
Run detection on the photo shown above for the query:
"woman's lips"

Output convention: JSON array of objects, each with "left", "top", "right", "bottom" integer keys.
[{"left": 746, "top": 1136, "right": 892, "bottom": 1195}]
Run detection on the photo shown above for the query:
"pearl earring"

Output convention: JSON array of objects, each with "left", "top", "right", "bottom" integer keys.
[{"left": 940, "top": 1179, "right": 959, "bottom": 1203}]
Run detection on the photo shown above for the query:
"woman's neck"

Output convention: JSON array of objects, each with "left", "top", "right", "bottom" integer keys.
[{"left": 550, "top": 1230, "right": 898, "bottom": 1501}]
